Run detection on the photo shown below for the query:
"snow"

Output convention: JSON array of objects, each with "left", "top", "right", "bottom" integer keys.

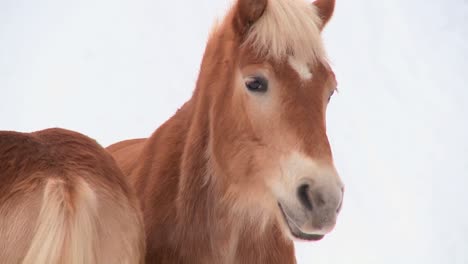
[{"left": 1, "top": 0, "right": 467, "bottom": 263}]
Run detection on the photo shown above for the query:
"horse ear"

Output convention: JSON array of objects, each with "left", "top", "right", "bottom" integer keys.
[
  {"left": 233, "top": 0, "right": 268, "bottom": 36},
  {"left": 313, "top": 0, "right": 335, "bottom": 30}
]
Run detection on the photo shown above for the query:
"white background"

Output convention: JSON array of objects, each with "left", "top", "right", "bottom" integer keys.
[{"left": 1, "top": 0, "right": 467, "bottom": 263}]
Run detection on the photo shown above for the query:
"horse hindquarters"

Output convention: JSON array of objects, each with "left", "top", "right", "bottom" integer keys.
[
  {"left": 0, "top": 129, "right": 145, "bottom": 264},
  {"left": 0, "top": 173, "right": 145, "bottom": 264}
]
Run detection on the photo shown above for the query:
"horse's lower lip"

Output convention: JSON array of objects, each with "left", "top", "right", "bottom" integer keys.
[{"left": 278, "top": 203, "right": 325, "bottom": 242}]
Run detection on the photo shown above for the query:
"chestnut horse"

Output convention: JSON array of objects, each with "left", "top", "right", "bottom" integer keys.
[
  {"left": 108, "top": 0, "right": 344, "bottom": 262},
  {"left": 0, "top": 128, "right": 145, "bottom": 264}
]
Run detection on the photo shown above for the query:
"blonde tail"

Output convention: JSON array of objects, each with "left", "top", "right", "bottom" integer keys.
[{"left": 22, "top": 178, "right": 98, "bottom": 264}]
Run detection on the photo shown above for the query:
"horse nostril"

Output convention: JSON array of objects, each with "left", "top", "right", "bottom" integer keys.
[{"left": 297, "top": 184, "right": 313, "bottom": 211}]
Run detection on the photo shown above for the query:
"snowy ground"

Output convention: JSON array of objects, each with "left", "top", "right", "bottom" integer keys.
[{"left": 1, "top": 0, "right": 467, "bottom": 263}]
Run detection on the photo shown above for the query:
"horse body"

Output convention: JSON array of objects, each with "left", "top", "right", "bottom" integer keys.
[
  {"left": 109, "top": 0, "right": 344, "bottom": 263},
  {"left": 0, "top": 128, "right": 144, "bottom": 264}
]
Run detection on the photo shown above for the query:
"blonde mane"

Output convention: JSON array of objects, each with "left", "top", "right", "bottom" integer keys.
[{"left": 243, "top": 0, "right": 327, "bottom": 64}]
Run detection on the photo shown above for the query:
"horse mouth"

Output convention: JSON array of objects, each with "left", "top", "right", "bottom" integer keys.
[{"left": 278, "top": 203, "right": 324, "bottom": 242}]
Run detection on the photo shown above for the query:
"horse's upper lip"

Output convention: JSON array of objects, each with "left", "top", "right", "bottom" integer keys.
[{"left": 278, "top": 203, "right": 324, "bottom": 241}]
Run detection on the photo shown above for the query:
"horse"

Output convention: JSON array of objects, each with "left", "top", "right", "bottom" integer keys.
[
  {"left": 108, "top": 0, "right": 344, "bottom": 262},
  {"left": 0, "top": 128, "right": 145, "bottom": 264}
]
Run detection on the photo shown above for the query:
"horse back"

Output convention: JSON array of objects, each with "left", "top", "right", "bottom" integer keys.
[{"left": 107, "top": 138, "right": 147, "bottom": 177}]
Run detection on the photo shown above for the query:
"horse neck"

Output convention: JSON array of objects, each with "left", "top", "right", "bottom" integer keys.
[
  {"left": 171, "top": 92, "right": 232, "bottom": 258},
  {"left": 143, "top": 93, "right": 218, "bottom": 254}
]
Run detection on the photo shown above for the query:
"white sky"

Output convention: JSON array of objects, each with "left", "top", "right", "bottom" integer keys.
[{"left": 1, "top": 0, "right": 467, "bottom": 263}]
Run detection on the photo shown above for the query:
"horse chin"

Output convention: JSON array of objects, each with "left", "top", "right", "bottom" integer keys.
[{"left": 278, "top": 203, "right": 325, "bottom": 242}]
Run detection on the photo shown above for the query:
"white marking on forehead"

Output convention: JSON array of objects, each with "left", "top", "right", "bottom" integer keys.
[{"left": 288, "top": 56, "right": 312, "bottom": 80}]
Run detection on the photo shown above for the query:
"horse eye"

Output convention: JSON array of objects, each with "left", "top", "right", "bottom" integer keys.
[{"left": 245, "top": 76, "right": 268, "bottom": 93}]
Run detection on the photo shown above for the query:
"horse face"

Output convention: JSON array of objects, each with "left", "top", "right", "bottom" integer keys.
[
  {"left": 239, "top": 58, "right": 343, "bottom": 240},
  {"left": 209, "top": 0, "right": 344, "bottom": 241}
]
